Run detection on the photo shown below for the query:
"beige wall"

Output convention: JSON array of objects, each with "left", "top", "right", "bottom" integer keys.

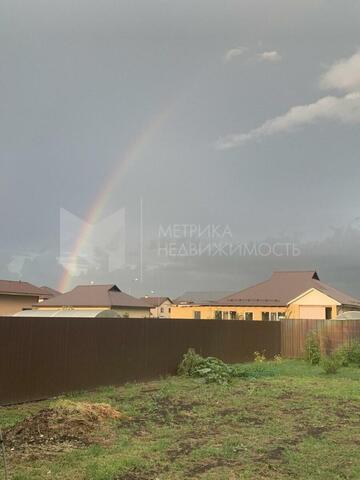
[
  {"left": 150, "top": 300, "right": 173, "bottom": 318},
  {"left": 170, "top": 305, "right": 287, "bottom": 321},
  {"left": 288, "top": 289, "right": 339, "bottom": 319},
  {"left": 0, "top": 294, "right": 40, "bottom": 316}
]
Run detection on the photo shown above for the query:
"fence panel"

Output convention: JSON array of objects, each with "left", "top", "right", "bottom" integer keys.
[
  {"left": 281, "top": 318, "right": 360, "bottom": 358},
  {"left": 0, "top": 317, "right": 281, "bottom": 405}
]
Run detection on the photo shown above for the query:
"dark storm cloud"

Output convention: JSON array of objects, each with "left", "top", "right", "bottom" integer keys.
[{"left": 1, "top": 1, "right": 360, "bottom": 295}]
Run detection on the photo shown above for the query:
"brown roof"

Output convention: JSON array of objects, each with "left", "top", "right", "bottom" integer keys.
[
  {"left": 140, "top": 297, "right": 173, "bottom": 307},
  {"left": 40, "top": 286, "right": 61, "bottom": 297},
  {"left": 174, "top": 291, "right": 235, "bottom": 305},
  {"left": 218, "top": 271, "right": 360, "bottom": 307},
  {"left": 38, "top": 284, "right": 151, "bottom": 309},
  {"left": 0, "top": 279, "right": 45, "bottom": 297}
]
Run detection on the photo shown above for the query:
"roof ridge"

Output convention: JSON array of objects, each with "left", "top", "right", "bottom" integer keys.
[
  {"left": 220, "top": 276, "right": 273, "bottom": 301},
  {"left": 314, "top": 279, "right": 360, "bottom": 304},
  {"left": 273, "top": 270, "right": 316, "bottom": 273}
]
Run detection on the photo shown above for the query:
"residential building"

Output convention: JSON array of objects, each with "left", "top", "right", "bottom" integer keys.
[
  {"left": 140, "top": 296, "right": 173, "bottom": 318},
  {"left": 170, "top": 271, "right": 360, "bottom": 320},
  {"left": 32, "top": 284, "right": 151, "bottom": 318},
  {"left": 0, "top": 280, "right": 48, "bottom": 316}
]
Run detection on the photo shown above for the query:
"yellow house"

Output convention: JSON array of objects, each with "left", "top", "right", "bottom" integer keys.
[
  {"left": 30, "top": 284, "right": 151, "bottom": 318},
  {"left": 171, "top": 271, "right": 360, "bottom": 320}
]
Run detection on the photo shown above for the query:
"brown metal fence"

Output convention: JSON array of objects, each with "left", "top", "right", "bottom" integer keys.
[
  {"left": 0, "top": 316, "right": 281, "bottom": 406},
  {"left": 281, "top": 318, "right": 360, "bottom": 358}
]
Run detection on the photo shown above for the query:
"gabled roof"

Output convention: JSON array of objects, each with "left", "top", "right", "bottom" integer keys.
[
  {"left": 40, "top": 286, "right": 60, "bottom": 297},
  {"left": 0, "top": 279, "right": 45, "bottom": 297},
  {"left": 37, "top": 284, "right": 151, "bottom": 309},
  {"left": 174, "top": 291, "right": 235, "bottom": 305},
  {"left": 219, "top": 271, "right": 360, "bottom": 308},
  {"left": 287, "top": 288, "right": 340, "bottom": 305},
  {"left": 140, "top": 297, "right": 173, "bottom": 307}
]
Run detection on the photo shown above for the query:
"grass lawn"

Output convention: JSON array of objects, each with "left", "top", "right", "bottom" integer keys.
[{"left": 1, "top": 360, "right": 359, "bottom": 480}]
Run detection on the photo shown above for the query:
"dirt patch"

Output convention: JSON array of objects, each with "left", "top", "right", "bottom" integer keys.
[
  {"left": 281, "top": 406, "right": 309, "bottom": 416},
  {"left": 218, "top": 408, "right": 264, "bottom": 426},
  {"left": 120, "top": 396, "right": 201, "bottom": 432},
  {"left": 238, "top": 415, "right": 264, "bottom": 426},
  {"left": 167, "top": 437, "right": 204, "bottom": 461},
  {"left": 218, "top": 408, "right": 239, "bottom": 416},
  {"left": 110, "top": 386, "right": 160, "bottom": 403},
  {"left": 266, "top": 446, "right": 285, "bottom": 460},
  {"left": 152, "top": 396, "right": 200, "bottom": 418},
  {"left": 277, "top": 391, "right": 295, "bottom": 400},
  {"left": 187, "top": 458, "right": 241, "bottom": 477},
  {"left": 4, "top": 401, "right": 123, "bottom": 459},
  {"left": 113, "top": 468, "right": 160, "bottom": 480},
  {"left": 306, "top": 425, "right": 329, "bottom": 438}
]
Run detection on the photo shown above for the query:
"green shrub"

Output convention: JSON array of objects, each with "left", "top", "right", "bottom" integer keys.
[
  {"left": 333, "top": 341, "right": 360, "bottom": 367},
  {"left": 347, "top": 341, "right": 360, "bottom": 366},
  {"left": 305, "top": 331, "right": 321, "bottom": 365},
  {"left": 320, "top": 355, "right": 341, "bottom": 374},
  {"left": 333, "top": 344, "right": 351, "bottom": 367}
]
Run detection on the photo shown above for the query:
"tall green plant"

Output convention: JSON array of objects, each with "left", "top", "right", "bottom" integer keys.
[
  {"left": 320, "top": 354, "right": 341, "bottom": 374},
  {"left": 304, "top": 331, "right": 321, "bottom": 365}
]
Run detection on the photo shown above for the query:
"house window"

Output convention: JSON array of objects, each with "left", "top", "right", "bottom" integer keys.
[
  {"left": 325, "top": 307, "right": 332, "bottom": 320},
  {"left": 270, "top": 312, "right": 277, "bottom": 321},
  {"left": 262, "top": 312, "right": 270, "bottom": 321},
  {"left": 277, "top": 312, "right": 286, "bottom": 320},
  {"left": 160, "top": 307, "right": 164, "bottom": 313},
  {"left": 223, "top": 311, "right": 229, "bottom": 320},
  {"left": 230, "top": 311, "right": 237, "bottom": 320},
  {"left": 214, "top": 310, "right": 222, "bottom": 320},
  {"left": 193, "top": 311, "right": 201, "bottom": 319},
  {"left": 244, "top": 312, "right": 253, "bottom": 321},
  {"left": 168, "top": 307, "right": 171, "bottom": 313}
]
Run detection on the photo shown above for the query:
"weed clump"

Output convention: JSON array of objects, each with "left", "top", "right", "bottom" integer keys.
[
  {"left": 177, "top": 349, "right": 234, "bottom": 384},
  {"left": 177, "top": 349, "right": 275, "bottom": 385},
  {"left": 254, "top": 351, "right": 266, "bottom": 363}
]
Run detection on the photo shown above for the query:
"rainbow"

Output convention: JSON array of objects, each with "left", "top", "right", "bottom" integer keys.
[{"left": 58, "top": 107, "right": 172, "bottom": 293}]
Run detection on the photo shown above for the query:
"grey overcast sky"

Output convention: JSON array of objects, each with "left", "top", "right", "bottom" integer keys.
[{"left": 2, "top": 0, "right": 360, "bottom": 297}]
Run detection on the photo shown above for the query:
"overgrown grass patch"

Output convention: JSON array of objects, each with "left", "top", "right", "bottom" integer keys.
[{"left": 1, "top": 360, "right": 359, "bottom": 479}]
